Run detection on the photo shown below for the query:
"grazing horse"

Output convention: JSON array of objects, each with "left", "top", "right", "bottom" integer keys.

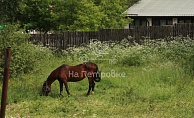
[{"left": 42, "top": 62, "right": 101, "bottom": 96}]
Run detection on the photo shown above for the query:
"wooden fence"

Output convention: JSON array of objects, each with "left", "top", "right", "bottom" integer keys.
[{"left": 29, "top": 23, "right": 194, "bottom": 50}]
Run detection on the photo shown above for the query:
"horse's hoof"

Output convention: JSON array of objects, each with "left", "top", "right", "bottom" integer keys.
[
  {"left": 91, "top": 91, "right": 94, "bottom": 95},
  {"left": 60, "top": 94, "right": 64, "bottom": 97},
  {"left": 86, "top": 93, "right": 90, "bottom": 96}
]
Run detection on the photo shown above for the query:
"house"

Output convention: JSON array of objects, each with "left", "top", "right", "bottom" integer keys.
[{"left": 124, "top": 0, "right": 194, "bottom": 28}]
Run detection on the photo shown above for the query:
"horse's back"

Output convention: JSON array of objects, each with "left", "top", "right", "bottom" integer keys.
[
  {"left": 58, "top": 62, "right": 98, "bottom": 82},
  {"left": 58, "top": 64, "right": 85, "bottom": 82},
  {"left": 83, "top": 62, "right": 98, "bottom": 71},
  {"left": 63, "top": 62, "right": 97, "bottom": 71}
]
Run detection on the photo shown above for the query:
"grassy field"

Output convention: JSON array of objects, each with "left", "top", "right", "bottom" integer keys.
[{"left": 0, "top": 38, "right": 193, "bottom": 118}]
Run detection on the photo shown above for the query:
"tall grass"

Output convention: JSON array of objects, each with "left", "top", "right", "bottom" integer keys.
[{"left": 0, "top": 35, "right": 193, "bottom": 117}]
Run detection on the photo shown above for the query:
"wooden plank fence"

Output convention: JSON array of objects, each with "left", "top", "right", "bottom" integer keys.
[{"left": 29, "top": 23, "right": 194, "bottom": 50}]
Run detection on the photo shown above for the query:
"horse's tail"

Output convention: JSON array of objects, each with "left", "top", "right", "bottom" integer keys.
[{"left": 93, "top": 66, "right": 101, "bottom": 82}]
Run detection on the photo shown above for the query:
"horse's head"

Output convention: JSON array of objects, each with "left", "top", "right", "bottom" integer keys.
[
  {"left": 42, "top": 81, "right": 51, "bottom": 96},
  {"left": 93, "top": 71, "right": 101, "bottom": 82}
]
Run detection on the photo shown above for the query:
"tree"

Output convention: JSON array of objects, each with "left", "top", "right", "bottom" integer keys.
[
  {"left": 62, "top": 0, "right": 133, "bottom": 31},
  {"left": 67, "top": 0, "right": 105, "bottom": 31},
  {"left": 97, "top": 0, "right": 133, "bottom": 29},
  {"left": 0, "top": 0, "right": 21, "bottom": 23},
  {"left": 20, "top": 0, "right": 65, "bottom": 32},
  {"left": 1, "top": 0, "right": 138, "bottom": 31}
]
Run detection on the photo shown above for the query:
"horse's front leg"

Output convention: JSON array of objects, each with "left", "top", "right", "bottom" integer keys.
[
  {"left": 58, "top": 80, "right": 63, "bottom": 95},
  {"left": 63, "top": 80, "right": 70, "bottom": 95}
]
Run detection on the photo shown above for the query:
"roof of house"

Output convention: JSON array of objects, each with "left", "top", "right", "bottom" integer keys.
[{"left": 124, "top": 0, "right": 194, "bottom": 17}]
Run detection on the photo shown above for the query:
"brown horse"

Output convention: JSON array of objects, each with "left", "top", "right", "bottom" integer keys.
[{"left": 42, "top": 62, "right": 101, "bottom": 96}]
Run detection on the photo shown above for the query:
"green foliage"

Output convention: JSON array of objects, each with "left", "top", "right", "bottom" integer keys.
[
  {"left": 0, "top": 0, "right": 20, "bottom": 23},
  {"left": 112, "top": 38, "right": 194, "bottom": 70},
  {"left": 1, "top": 0, "right": 137, "bottom": 31},
  {"left": 20, "top": 0, "right": 64, "bottom": 32},
  {"left": 98, "top": 0, "right": 133, "bottom": 29},
  {"left": 0, "top": 24, "right": 53, "bottom": 78},
  {"left": 63, "top": 0, "right": 133, "bottom": 31},
  {"left": 63, "top": 37, "right": 194, "bottom": 73},
  {"left": 67, "top": 0, "right": 105, "bottom": 31}
]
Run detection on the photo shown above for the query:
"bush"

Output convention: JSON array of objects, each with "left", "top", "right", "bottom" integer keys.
[
  {"left": 64, "top": 37, "right": 194, "bottom": 74},
  {"left": 0, "top": 24, "right": 53, "bottom": 78}
]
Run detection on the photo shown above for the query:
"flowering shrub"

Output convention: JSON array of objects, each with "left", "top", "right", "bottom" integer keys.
[{"left": 65, "top": 37, "right": 194, "bottom": 74}]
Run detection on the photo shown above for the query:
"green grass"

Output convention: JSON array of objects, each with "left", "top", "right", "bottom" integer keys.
[
  {"left": 1, "top": 59, "right": 193, "bottom": 118},
  {"left": 0, "top": 38, "right": 194, "bottom": 118}
]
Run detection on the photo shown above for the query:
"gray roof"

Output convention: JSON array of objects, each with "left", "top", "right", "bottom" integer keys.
[{"left": 124, "top": 0, "right": 194, "bottom": 17}]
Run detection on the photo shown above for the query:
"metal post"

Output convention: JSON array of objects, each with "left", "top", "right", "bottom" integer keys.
[{"left": 0, "top": 46, "right": 12, "bottom": 118}]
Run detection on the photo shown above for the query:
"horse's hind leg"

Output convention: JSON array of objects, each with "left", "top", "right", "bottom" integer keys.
[
  {"left": 91, "top": 82, "right": 95, "bottom": 95},
  {"left": 87, "top": 84, "right": 92, "bottom": 96},
  {"left": 87, "top": 78, "right": 95, "bottom": 95}
]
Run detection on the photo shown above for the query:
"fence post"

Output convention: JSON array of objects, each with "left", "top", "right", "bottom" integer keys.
[{"left": 0, "top": 46, "right": 11, "bottom": 118}]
